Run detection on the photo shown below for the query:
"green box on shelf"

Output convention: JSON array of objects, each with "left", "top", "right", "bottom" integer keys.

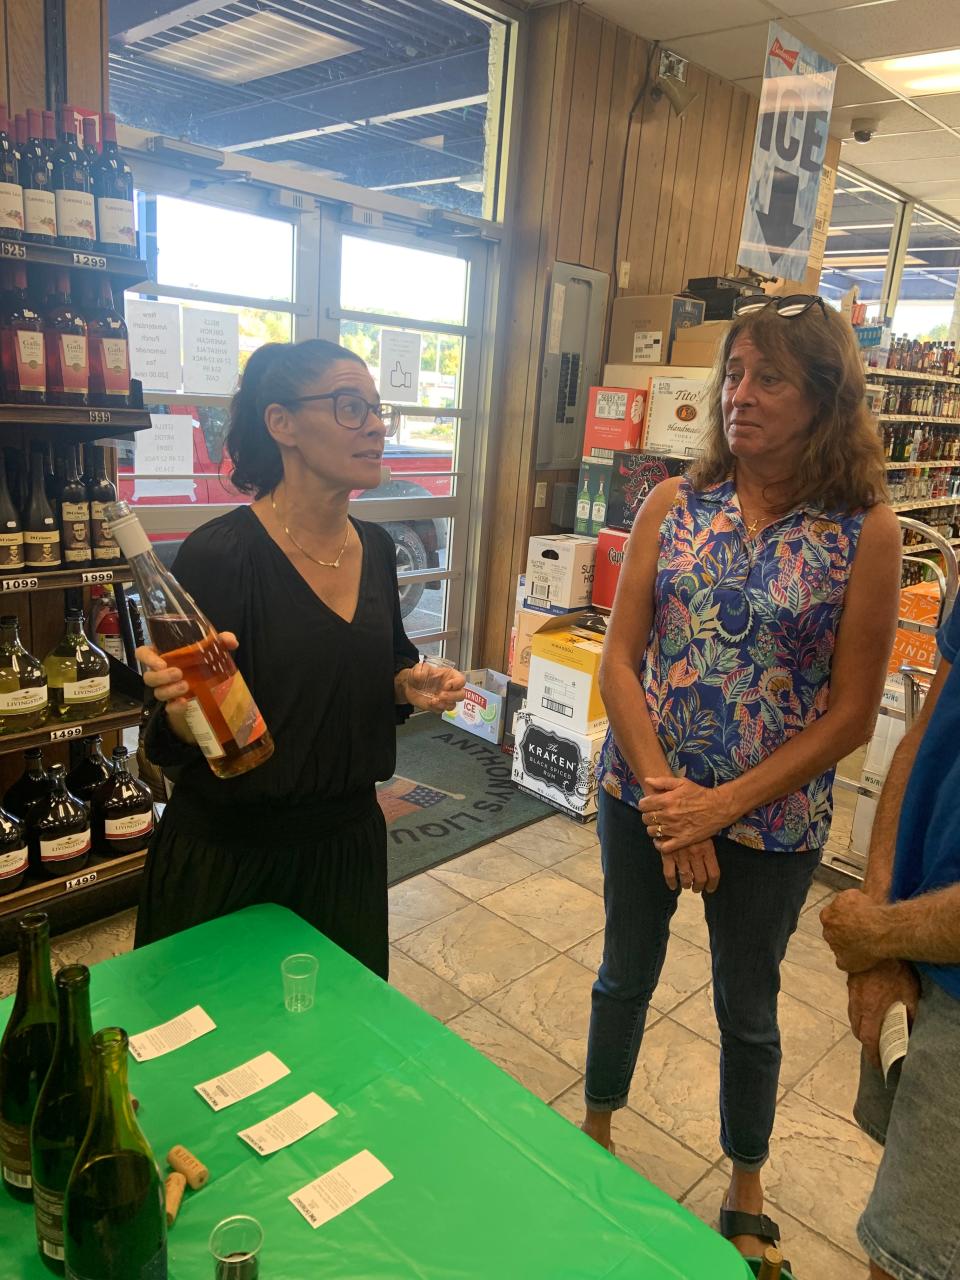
[{"left": 574, "top": 458, "right": 613, "bottom": 536}]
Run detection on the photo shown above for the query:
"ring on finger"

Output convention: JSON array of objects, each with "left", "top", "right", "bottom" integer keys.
[{"left": 655, "top": 824, "right": 665, "bottom": 840}]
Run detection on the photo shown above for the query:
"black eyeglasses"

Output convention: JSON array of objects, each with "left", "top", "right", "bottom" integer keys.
[
  {"left": 284, "top": 391, "right": 401, "bottom": 437},
  {"left": 732, "top": 294, "right": 828, "bottom": 319}
]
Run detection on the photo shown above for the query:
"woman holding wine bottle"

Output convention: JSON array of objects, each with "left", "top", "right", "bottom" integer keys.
[{"left": 134, "top": 338, "right": 465, "bottom": 978}]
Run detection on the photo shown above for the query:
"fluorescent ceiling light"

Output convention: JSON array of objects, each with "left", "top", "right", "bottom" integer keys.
[{"left": 863, "top": 48, "right": 960, "bottom": 97}]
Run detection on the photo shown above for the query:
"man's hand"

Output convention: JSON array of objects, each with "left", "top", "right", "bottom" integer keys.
[
  {"left": 820, "top": 890, "right": 889, "bottom": 973},
  {"left": 659, "top": 838, "right": 721, "bottom": 894},
  {"left": 847, "top": 960, "right": 920, "bottom": 1068}
]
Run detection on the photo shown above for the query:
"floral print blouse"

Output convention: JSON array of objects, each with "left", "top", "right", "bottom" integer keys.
[{"left": 599, "top": 477, "right": 866, "bottom": 851}]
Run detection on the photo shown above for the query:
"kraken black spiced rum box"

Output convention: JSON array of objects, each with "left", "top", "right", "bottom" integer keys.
[{"left": 511, "top": 709, "right": 604, "bottom": 821}]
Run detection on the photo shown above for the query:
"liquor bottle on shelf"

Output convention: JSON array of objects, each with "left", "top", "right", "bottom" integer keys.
[
  {"left": 107, "top": 500, "right": 274, "bottom": 778},
  {"left": 66, "top": 735, "right": 112, "bottom": 809},
  {"left": 5, "top": 748, "right": 51, "bottom": 825},
  {"left": 63, "top": 1027, "right": 167, "bottom": 1280},
  {"left": 43, "top": 608, "right": 110, "bottom": 720},
  {"left": 0, "top": 103, "right": 25, "bottom": 240},
  {"left": 24, "top": 444, "right": 62, "bottom": 568},
  {"left": 92, "top": 114, "right": 136, "bottom": 259},
  {"left": 0, "top": 802, "right": 27, "bottom": 895},
  {"left": 21, "top": 108, "right": 56, "bottom": 244},
  {"left": 32, "top": 764, "right": 91, "bottom": 877},
  {"left": 95, "top": 746, "right": 154, "bottom": 858},
  {"left": 31, "top": 963, "right": 95, "bottom": 1274},
  {"left": 80, "top": 115, "right": 98, "bottom": 165},
  {"left": 87, "top": 446, "right": 121, "bottom": 565},
  {"left": 0, "top": 912, "right": 57, "bottom": 1201},
  {"left": 0, "top": 615, "right": 48, "bottom": 731},
  {"left": 58, "top": 448, "right": 92, "bottom": 568},
  {"left": 43, "top": 270, "right": 89, "bottom": 406},
  {"left": 0, "top": 263, "right": 47, "bottom": 403},
  {"left": 0, "top": 457, "right": 24, "bottom": 569},
  {"left": 84, "top": 279, "right": 131, "bottom": 407},
  {"left": 51, "top": 106, "right": 95, "bottom": 251}
]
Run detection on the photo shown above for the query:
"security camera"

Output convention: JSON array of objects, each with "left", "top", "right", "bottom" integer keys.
[{"left": 851, "top": 117, "right": 879, "bottom": 144}]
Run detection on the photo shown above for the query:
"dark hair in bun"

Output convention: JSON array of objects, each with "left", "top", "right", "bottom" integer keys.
[{"left": 226, "top": 339, "right": 365, "bottom": 498}]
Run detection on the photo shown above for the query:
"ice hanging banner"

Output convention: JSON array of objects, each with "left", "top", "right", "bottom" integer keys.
[{"left": 737, "top": 23, "right": 837, "bottom": 281}]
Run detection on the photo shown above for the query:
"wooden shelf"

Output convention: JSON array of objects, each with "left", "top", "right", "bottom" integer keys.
[
  {"left": 903, "top": 537, "right": 960, "bottom": 554},
  {"left": 0, "top": 695, "right": 143, "bottom": 756},
  {"left": 891, "top": 496, "right": 960, "bottom": 512},
  {"left": 0, "top": 239, "right": 147, "bottom": 287},
  {"left": 0, "top": 848, "right": 146, "bottom": 949},
  {"left": 0, "top": 847, "right": 146, "bottom": 919},
  {"left": 878, "top": 414, "right": 960, "bottom": 425},
  {"left": 0, "top": 565, "right": 131, "bottom": 596},
  {"left": 865, "top": 367, "right": 960, "bottom": 387},
  {"left": 0, "top": 403, "right": 151, "bottom": 445},
  {"left": 886, "top": 460, "right": 958, "bottom": 469}
]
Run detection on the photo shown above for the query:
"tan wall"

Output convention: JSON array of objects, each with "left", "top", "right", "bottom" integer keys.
[{"left": 478, "top": 3, "right": 759, "bottom": 670}]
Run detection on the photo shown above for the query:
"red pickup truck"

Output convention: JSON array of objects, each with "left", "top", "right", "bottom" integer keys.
[{"left": 117, "top": 405, "right": 451, "bottom": 617}]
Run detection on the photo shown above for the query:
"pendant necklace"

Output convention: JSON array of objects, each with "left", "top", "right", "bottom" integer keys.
[{"left": 270, "top": 493, "right": 350, "bottom": 569}]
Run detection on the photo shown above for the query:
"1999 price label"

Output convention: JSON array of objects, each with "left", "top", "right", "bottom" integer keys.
[
  {"left": 72, "top": 252, "right": 107, "bottom": 270},
  {"left": 0, "top": 241, "right": 26, "bottom": 260},
  {"left": 49, "top": 725, "right": 83, "bottom": 742},
  {"left": 65, "top": 871, "right": 98, "bottom": 893},
  {"left": 81, "top": 570, "right": 114, "bottom": 585},
  {"left": 88, "top": 410, "right": 112, "bottom": 424},
  {"left": 0, "top": 576, "right": 39, "bottom": 592}
]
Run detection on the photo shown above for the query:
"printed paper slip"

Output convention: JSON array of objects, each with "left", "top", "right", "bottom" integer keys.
[
  {"left": 195, "top": 1051, "right": 289, "bottom": 1111},
  {"left": 880, "top": 1001, "right": 910, "bottom": 1083},
  {"left": 289, "top": 1150, "right": 393, "bottom": 1229},
  {"left": 238, "top": 1093, "right": 337, "bottom": 1156},
  {"left": 129, "top": 1006, "right": 216, "bottom": 1062}
]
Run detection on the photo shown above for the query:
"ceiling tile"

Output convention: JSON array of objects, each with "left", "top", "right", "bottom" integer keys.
[
  {"left": 922, "top": 93, "right": 960, "bottom": 126},
  {"left": 896, "top": 178, "right": 960, "bottom": 197},
  {"left": 797, "top": 0, "right": 960, "bottom": 62},
  {"left": 775, "top": 0, "right": 902, "bottom": 13},
  {"left": 586, "top": 0, "right": 773, "bottom": 40},
  {"left": 833, "top": 63, "right": 902, "bottom": 106},
  {"left": 831, "top": 99, "right": 941, "bottom": 134},
  {"left": 860, "top": 156, "right": 960, "bottom": 181},
  {"left": 842, "top": 131, "right": 960, "bottom": 160},
  {"left": 662, "top": 24, "right": 771, "bottom": 82}
]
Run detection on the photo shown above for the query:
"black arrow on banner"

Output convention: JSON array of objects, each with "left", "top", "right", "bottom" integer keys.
[{"left": 756, "top": 168, "right": 804, "bottom": 267}]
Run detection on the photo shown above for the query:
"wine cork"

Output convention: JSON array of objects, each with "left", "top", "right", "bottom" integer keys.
[
  {"left": 164, "top": 1171, "right": 186, "bottom": 1226},
  {"left": 167, "top": 1144, "right": 209, "bottom": 1190}
]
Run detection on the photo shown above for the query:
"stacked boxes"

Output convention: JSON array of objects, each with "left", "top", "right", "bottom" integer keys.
[{"left": 607, "top": 294, "right": 706, "bottom": 366}]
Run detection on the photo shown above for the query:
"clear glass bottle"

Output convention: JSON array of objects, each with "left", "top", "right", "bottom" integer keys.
[
  {"left": 0, "top": 614, "right": 48, "bottom": 731},
  {"left": 43, "top": 608, "right": 110, "bottom": 719},
  {"left": 32, "top": 764, "right": 90, "bottom": 878}
]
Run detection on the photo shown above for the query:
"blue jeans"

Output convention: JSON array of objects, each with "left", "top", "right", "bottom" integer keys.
[{"left": 585, "top": 788, "right": 820, "bottom": 1171}]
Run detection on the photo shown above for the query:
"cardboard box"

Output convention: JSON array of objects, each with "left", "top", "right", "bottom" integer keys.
[
  {"left": 592, "top": 528, "right": 630, "bottom": 611},
  {"left": 889, "top": 581, "right": 939, "bottom": 675},
  {"left": 442, "top": 669, "right": 509, "bottom": 744},
  {"left": 574, "top": 458, "right": 613, "bottom": 536},
  {"left": 528, "top": 612, "right": 607, "bottom": 736},
  {"left": 670, "top": 320, "right": 730, "bottom": 368},
  {"left": 608, "top": 294, "right": 706, "bottom": 366},
  {"left": 525, "top": 534, "right": 597, "bottom": 610},
  {"left": 604, "top": 362, "right": 711, "bottom": 388},
  {"left": 583, "top": 386, "right": 646, "bottom": 460},
  {"left": 607, "top": 451, "right": 688, "bottom": 532},
  {"left": 642, "top": 376, "right": 709, "bottom": 457},
  {"left": 511, "top": 709, "right": 605, "bottom": 821},
  {"left": 501, "top": 682, "right": 527, "bottom": 755},
  {"left": 510, "top": 607, "right": 548, "bottom": 684}
]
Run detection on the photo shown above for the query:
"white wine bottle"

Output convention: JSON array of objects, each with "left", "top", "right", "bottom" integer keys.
[
  {"left": 43, "top": 609, "right": 110, "bottom": 720},
  {"left": 0, "top": 615, "right": 48, "bottom": 732}
]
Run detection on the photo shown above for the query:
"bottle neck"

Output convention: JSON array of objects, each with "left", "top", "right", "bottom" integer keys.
[
  {"left": 30, "top": 452, "right": 47, "bottom": 498},
  {"left": 0, "top": 622, "right": 19, "bottom": 647},
  {"left": 88, "top": 1035, "right": 139, "bottom": 1150},
  {"left": 55, "top": 979, "right": 93, "bottom": 1068},
  {"left": 16, "top": 919, "right": 54, "bottom": 1013}
]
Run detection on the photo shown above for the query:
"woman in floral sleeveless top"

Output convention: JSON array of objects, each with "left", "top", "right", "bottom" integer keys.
[{"left": 582, "top": 297, "right": 901, "bottom": 1265}]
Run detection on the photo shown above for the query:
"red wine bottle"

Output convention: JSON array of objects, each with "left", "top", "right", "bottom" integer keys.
[
  {"left": 0, "top": 456, "right": 24, "bottom": 569},
  {"left": 87, "top": 447, "right": 121, "bottom": 565},
  {"left": 5, "top": 748, "right": 51, "bottom": 823},
  {"left": 32, "top": 764, "right": 90, "bottom": 878},
  {"left": 44, "top": 271, "right": 88, "bottom": 406},
  {"left": 95, "top": 747, "right": 153, "bottom": 858},
  {"left": 22, "top": 109, "right": 56, "bottom": 244},
  {"left": 92, "top": 114, "right": 135, "bottom": 258},
  {"left": 85, "top": 279, "right": 130, "bottom": 407},
  {"left": 24, "top": 443, "right": 62, "bottom": 568},
  {"left": 51, "top": 107, "right": 95, "bottom": 250},
  {"left": 0, "top": 263, "right": 46, "bottom": 403},
  {"left": 66, "top": 735, "right": 112, "bottom": 807},
  {"left": 58, "top": 448, "right": 92, "bottom": 568},
  {"left": 0, "top": 803, "right": 27, "bottom": 895},
  {"left": 0, "top": 102, "right": 25, "bottom": 241}
]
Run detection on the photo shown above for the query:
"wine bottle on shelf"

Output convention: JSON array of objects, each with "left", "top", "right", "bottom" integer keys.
[
  {"left": 0, "top": 614, "right": 48, "bottom": 731},
  {"left": 58, "top": 449, "right": 92, "bottom": 568},
  {"left": 106, "top": 500, "right": 274, "bottom": 778},
  {"left": 22, "top": 108, "right": 57, "bottom": 244},
  {"left": 0, "top": 802, "right": 27, "bottom": 895},
  {"left": 92, "top": 114, "right": 136, "bottom": 258},
  {"left": 5, "top": 748, "right": 51, "bottom": 824},
  {"left": 66, "top": 735, "right": 112, "bottom": 807},
  {"left": 14, "top": 114, "right": 26, "bottom": 151},
  {"left": 0, "top": 457, "right": 24, "bottom": 569},
  {"left": 42, "top": 111, "right": 58, "bottom": 168},
  {"left": 0, "top": 912, "right": 57, "bottom": 1201},
  {"left": 51, "top": 106, "right": 95, "bottom": 250},
  {"left": 32, "top": 764, "right": 91, "bottom": 878},
  {"left": 63, "top": 1027, "right": 167, "bottom": 1280},
  {"left": 80, "top": 116, "right": 98, "bottom": 165},
  {"left": 44, "top": 271, "right": 89, "bottom": 406},
  {"left": 87, "top": 446, "right": 121, "bottom": 564},
  {"left": 31, "top": 964, "right": 95, "bottom": 1274},
  {"left": 85, "top": 279, "right": 131, "bottom": 407},
  {"left": 43, "top": 608, "right": 110, "bottom": 720},
  {"left": 95, "top": 746, "right": 154, "bottom": 858},
  {"left": 0, "top": 263, "right": 47, "bottom": 403},
  {"left": 43, "top": 443, "right": 58, "bottom": 506},
  {"left": 0, "top": 103, "right": 25, "bottom": 240},
  {"left": 24, "top": 443, "right": 62, "bottom": 568}
]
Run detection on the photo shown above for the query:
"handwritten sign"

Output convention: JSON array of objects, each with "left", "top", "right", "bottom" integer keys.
[
  {"left": 134, "top": 413, "right": 196, "bottom": 500},
  {"left": 127, "top": 300, "right": 181, "bottom": 392},
  {"left": 183, "top": 308, "right": 239, "bottom": 396}
]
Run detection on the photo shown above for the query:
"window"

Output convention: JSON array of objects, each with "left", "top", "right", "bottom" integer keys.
[
  {"left": 821, "top": 171, "right": 905, "bottom": 321},
  {"left": 891, "top": 209, "right": 960, "bottom": 342}
]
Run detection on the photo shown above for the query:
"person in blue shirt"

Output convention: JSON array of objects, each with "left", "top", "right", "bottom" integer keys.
[{"left": 821, "top": 599, "right": 960, "bottom": 1280}]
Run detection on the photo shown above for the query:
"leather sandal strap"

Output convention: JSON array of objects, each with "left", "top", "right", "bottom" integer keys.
[{"left": 718, "top": 1208, "right": 782, "bottom": 1245}]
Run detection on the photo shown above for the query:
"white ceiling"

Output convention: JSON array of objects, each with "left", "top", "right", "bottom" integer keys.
[{"left": 567, "top": 0, "right": 960, "bottom": 224}]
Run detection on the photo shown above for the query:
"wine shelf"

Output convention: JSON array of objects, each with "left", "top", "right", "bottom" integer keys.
[
  {"left": 0, "top": 848, "right": 146, "bottom": 947},
  {"left": 0, "top": 402, "right": 151, "bottom": 445},
  {"left": 878, "top": 414, "right": 960, "bottom": 426},
  {"left": 890, "top": 496, "right": 960, "bottom": 512},
  {"left": 0, "top": 238, "right": 147, "bottom": 287},
  {"left": 0, "top": 696, "right": 142, "bottom": 756},
  {"left": 903, "top": 537, "right": 960, "bottom": 554},
  {"left": 0, "top": 565, "right": 131, "bottom": 595},
  {"left": 865, "top": 367, "right": 960, "bottom": 387},
  {"left": 886, "top": 459, "right": 959, "bottom": 470}
]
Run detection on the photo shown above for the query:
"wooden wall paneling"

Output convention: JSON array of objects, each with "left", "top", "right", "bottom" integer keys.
[
  {"left": 623, "top": 78, "right": 672, "bottom": 297},
  {"left": 646, "top": 105, "right": 684, "bottom": 295},
  {"left": 555, "top": 7, "right": 602, "bottom": 265},
  {"left": 66, "top": 0, "right": 105, "bottom": 112},
  {"left": 0, "top": 1, "right": 8, "bottom": 108},
  {"left": 708, "top": 89, "right": 749, "bottom": 276},
  {"left": 592, "top": 31, "right": 642, "bottom": 279},
  {"left": 7, "top": 0, "right": 44, "bottom": 116},
  {"left": 658, "top": 63, "right": 708, "bottom": 295},
  {"left": 578, "top": 19, "right": 617, "bottom": 270},
  {"left": 726, "top": 98, "right": 759, "bottom": 273},
  {"left": 682, "top": 77, "right": 733, "bottom": 283}
]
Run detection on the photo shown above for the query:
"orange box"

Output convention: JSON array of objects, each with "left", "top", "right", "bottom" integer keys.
[{"left": 889, "top": 581, "right": 939, "bottom": 675}]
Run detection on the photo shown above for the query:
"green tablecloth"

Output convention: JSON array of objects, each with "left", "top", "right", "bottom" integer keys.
[{"left": 1, "top": 904, "right": 750, "bottom": 1278}]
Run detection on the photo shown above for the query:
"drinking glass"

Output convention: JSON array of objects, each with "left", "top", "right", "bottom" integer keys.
[
  {"left": 210, "top": 1215, "right": 263, "bottom": 1279},
  {"left": 281, "top": 952, "right": 318, "bottom": 1013},
  {"left": 416, "top": 653, "right": 459, "bottom": 700}
]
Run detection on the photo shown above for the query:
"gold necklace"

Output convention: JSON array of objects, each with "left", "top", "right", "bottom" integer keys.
[{"left": 270, "top": 493, "right": 350, "bottom": 569}]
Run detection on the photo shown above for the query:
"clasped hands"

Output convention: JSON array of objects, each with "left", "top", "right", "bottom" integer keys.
[{"left": 637, "top": 776, "right": 738, "bottom": 894}]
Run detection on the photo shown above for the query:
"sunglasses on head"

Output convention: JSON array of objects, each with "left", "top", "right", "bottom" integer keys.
[{"left": 732, "top": 294, "right": 827, "bottom": 319}]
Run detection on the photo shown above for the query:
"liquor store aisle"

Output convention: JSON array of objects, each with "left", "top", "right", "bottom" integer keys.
[{"left": 0, "top": 813, "right": 876, "bottom": 1280}]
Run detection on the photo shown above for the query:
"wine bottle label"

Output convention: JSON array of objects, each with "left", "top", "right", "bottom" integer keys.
[
  {"left": 0, "top": 180, "right": 24, "bottom": 232},
  {"left": 96, "top": 196, "right": 136, "bottom": 248},
  {"left": 90, "top": 502, "right": 119, "bottom": 561},
  {"left": 61, "top": 500, "right": 92, "bottom": 563},
  {"left": 94, "top": 336, "right": 131, "bottom": 395},
  {"left": 63, "top": 675, "right": 110, "bottom": 704},
  {"left": 40, "top": 829, "right": 91, "bottom": 863},
  {"left": 23, "top": 187, "right": 57, "bottom": 238},
  {"left": 0, "top": 531, "right": 24, "bottom": 568},
  {"left": 24, "top": 529, "right": 61, "bottom": 566},
  {"left": 105, "top": 811, "right": 154, "bottom": 840},
  {"left": 97, "top": 633, "right": 124, "bottom": 661},
  {"left": 0, "top": 844, "right": 28, "bottom": 878},
  {"left": 54, "top": 188, "right": 95, "bottom": 240},
  {"left": 183, "top": 700, "right": 226, "bottom": 759},
  {"left": 58, "top": 334, "right": 89, "bottom": 393},
  {"left": 33, "top": 1179, "right": 65, "bottom": 1259},
  {"left": 0, "top": 684, "right": 47, "bottom": 713},
  {"left": 211, "top": 670, "right": 268, "bottom": 749},
  {"left": 14, "top": 329, "right": 46, "bottom": 392},
  {"left": 0, "top": 1117, "right": 31, "bottom": 1188}
]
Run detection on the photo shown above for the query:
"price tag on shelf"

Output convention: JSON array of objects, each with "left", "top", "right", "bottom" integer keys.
[
  {"left": 0, "top": 577, "right": 39, "bottom": 592},
  {"left": 64, "top": 871, "right": 98, "bottom": 893},
  {"left": 72, "top": 252, "right": 107, "bottom": 270},
  {"left": 81, "top": 570, "right": 114, "bottom": 585},
  {"left": 49, "top": 725, "right": 83, "bottom": 742},
  {"left": 88, "top": 411, "right": 113, "bottom": 425},
  {"left": 0, "top": 242, "right": 26, "bottom": 260}
]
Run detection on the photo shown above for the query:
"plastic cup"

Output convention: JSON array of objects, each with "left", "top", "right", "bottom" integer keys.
[
  {"left": 210, "top": 1215, "right": 262, "bottom": 1279},
  {"left": 282, "top": 953, "right": 318, "bottom": 1013},
  {"left": 417, "top": 653, "right": 457, "bottom": 697}
]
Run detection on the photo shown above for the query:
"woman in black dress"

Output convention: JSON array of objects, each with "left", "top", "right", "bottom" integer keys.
[{"left": 134, "top": 338, "right": 465, "bottom": 977}]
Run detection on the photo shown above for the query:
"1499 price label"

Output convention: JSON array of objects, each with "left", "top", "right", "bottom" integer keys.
[
  {"left": 65, "top": 871, "right": 98, "bottom": 893},
  {"left": 72, "top": 251, "right": 107, "bottom": 270},
  {"left": 49, "top": 725, "right": 83, "bottom": 742},
  {"left": 0, "top": 241, "right": 26, "bottom": 260},
  {"left": 88, "top": 410, "right": 112, "bottom": 424},
  {"left": 0, "top": 576, "right": 39, "bottom": 591},
  {"left": 81, "top": 570, "right": 114, "bottom": 585}
]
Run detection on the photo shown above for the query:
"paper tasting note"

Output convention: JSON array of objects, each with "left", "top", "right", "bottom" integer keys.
[
  {"left": 880, "top": 1001, "right": 910, "bottom": 1083},
  {"left": 289, "top": 1150, "right": 393, "bottom": 1229},
  {"left": 238, "top": 1093, "right": 337, "bottom": 1156},
  {"left": 129, "top": 1006, "right": 216, "bottom": 1062},
  {"left": 195, "top": 1051, "right": 290, "bottom": 1111}
]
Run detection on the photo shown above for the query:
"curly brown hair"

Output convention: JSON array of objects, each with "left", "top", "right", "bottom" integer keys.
[{"left": 687, "top": 302, "right": 887, "bottom": 513}]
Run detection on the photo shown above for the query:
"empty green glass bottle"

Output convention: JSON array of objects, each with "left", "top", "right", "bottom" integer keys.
[
  {"left": 0, "top": 911, "right": 57, "bottom": 1201},
  {"left": 63, "top": 1027, "right": 167, "bottom": 1280},
  {"left": 31, "top": 964, "right": 94, "bottom": 1274}
]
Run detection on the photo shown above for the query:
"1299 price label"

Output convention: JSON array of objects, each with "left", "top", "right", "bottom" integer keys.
[
  {"left": 0, "top": 576, "right": 39, "bottom": 591},
  {"left": 0, "top": 241, "right": 27, "bottom": 260},
  {"left": 65, "top": 871, "right": 98, "bottom": 893},
  {"left": 81, "top": 570, "right": 114, "bottom": 585},
  {"left": 72, "top": 252, "right": 107, "bottom": 270},
  {"left": 88, "top": 410, "right": 112, "bottom": 424},
  {"left": 49, "top": 725, "right": 83, "bottom": 742}
]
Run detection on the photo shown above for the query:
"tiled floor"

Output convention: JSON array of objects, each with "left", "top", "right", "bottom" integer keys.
[{"left": 0, "top": 813, "right": 877, "bottom": 1277}]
